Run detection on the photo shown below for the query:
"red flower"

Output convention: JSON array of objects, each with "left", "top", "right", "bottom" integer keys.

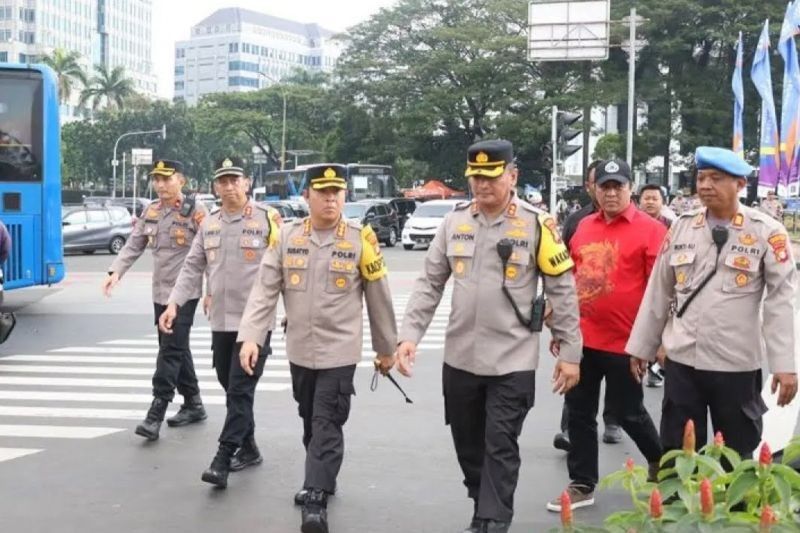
[
  {"left": 560, "top": 490, "right": 573, "bottom": 527},
  {"left": 625, "top": 458, "right": 635, "bottom": 472},
  {"left": 649, "top": 488, "right": 663, "bottom": 520},
  {"left": 759, "top": 505, "right": 777, "bottom": 532},
  {"left": 683, "top": 419, "right": 696, "bottom": 455},
  {"left": 759, "top": 442, "right": 773, "bottom": 467},
  {"left": 700, "top": 478, "right": 713, "bottom": 517},
  {"left": 714, "top": 431, "right": 724, "bottom": 448}
]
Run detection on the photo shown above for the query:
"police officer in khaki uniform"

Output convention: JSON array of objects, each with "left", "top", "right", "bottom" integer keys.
[
  {"left": 237, "top": 164, "right": 397, "bottom": 533},
  {"left": 159, "top": 157, "right": 281, "bottom": 488},
  {"left": 396, "top": 140, "right": 583, "bottom": 533},
  {"left": 627, "top": 146, "right": 798, "bottom": 459},
  {"left": 759, "top": 190, "right": 784, "bottom": 221},
  {"left": 103, "top": 159, "right": 208, "bottom": 441}
]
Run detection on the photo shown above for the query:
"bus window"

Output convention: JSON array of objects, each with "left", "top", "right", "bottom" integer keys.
[
  {"left": 347, "top": 165, "right": 395, "bottom": 200},
  {"left": 0, "top": 70, "right": 43, "bottom": 182}
]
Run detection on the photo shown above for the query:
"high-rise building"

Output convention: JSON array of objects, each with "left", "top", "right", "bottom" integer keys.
[
  {"left": 174, "top": 7, "right": 341, "bottom": 105},
  {"left": 0, "top": 0, "right": 156, "bottom": 119}
]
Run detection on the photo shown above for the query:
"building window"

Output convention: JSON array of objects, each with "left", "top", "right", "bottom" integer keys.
[
  {"left": 174, "top": 81, "right": 184, "bottom": 91},
  {"left": 174, "top": 65, "right": 184, "bottom": 76},
  {"left": 228, "top": 76, "right": 258, "bottom": 88},
  {"left": 229, "top": 42, "right": 238, "bottom": 53},
  {"left": 175, "top": 48, "right": 185, "bottom": 59},
  {"left": 0, "top": 52, "right": 6, "bottom": 62},
  {"left": 228, "top": 61, "right": 259, "bottom": 73}
]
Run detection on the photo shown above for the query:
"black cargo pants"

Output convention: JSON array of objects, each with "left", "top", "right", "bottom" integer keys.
[{"left": 152, "top": 299, "right": 200, "bottom": 401}]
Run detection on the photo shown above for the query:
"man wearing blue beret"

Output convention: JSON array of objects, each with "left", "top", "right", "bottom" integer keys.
[{"left": 626, "top": 146, "right": 798, "bottom": 459}]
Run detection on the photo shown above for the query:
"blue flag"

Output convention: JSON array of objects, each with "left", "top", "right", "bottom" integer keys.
[
  {"left": 732, "top": 32, "right": 745, "bottom": 158},
  {"left": 751, "top": 20, "right": 781, "bottom": 196}
]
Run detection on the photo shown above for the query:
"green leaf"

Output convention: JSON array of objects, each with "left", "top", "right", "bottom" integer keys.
[
  {"left": 726, "top": 511, "right": 760, "bottom": 524},
  {"left": 673, "top": 512, "right": 700, "bottom": 531},
  {"left": 696, "top": 455, "right": 726, "bottom": 478},
  {"left": 599, "top": 470, "right": 627, "bottom": 490},
  {"left": 773, "top": 474, "right": 792, "bottom": 509},
  {"left": 675, "top": 455, "right": 697, "bottom": 483},
  {"left": 720, "top": 447, "right": 742, "bottom": 469},
  {"left": 658, "top": 467, "right": 677, "bottom": 481},
  {"left": 661, "top": 449, "right": 684, "bottom": 466},
  {"left": 726, "top": 470, "right": 759, "bottom": 509},
  {"left": 771, "top": 463, "right": 800, "bottom": 490}
]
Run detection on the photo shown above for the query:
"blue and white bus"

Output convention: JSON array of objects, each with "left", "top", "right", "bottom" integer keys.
[
  {"left": 0, "top": 63, "right": 64, "bottom": 294},
  {"left": 257, "top": 164, "right": 397, "bottom": 202}
]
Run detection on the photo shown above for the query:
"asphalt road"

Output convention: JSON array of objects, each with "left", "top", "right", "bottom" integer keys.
[{"left": 0, "top": 247, "right": 795, "bottom": 533}]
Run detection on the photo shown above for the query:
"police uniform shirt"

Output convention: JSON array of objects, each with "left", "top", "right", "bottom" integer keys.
[
  {"left": 626, "top": 205, "right": 797, "bottom": 374},
  {"left": 109, "top": 198, "right": 208, "bottom": 305},
  {"left": 237, "top": 217, "right": 397, "bottom": 369},
  {"left": 168, "top": 200, "right": 281, "bottom": 331},
  {"left": 399, "top": 196, "right": 583, "bottom": 376}
]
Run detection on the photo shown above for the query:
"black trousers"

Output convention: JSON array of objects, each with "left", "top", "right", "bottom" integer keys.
[
  {"left": 661, "top": 358, "right": 765, "bottom": 459},
  {"left": 211, "top": 331, "right": 271, "bottom": 447},
  {"left": 152, "top": 300, "right": 200, "bottom": 402},
  {"left": 290, "top": 363, "right": 357, "bottom": 494},
  {"left": 442, "top": 363, "right": 536, "bottom": 523},
  {"left": 566, "top": 348, "right": 662, "bottom": 490},
  {"left": 560, "top": 396, "right": 617, "bottom": 432}
]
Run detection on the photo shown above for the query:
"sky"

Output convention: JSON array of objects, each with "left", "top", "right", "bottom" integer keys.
[{"left": 152, "top": 0, "right": 399, "bottom": 98}]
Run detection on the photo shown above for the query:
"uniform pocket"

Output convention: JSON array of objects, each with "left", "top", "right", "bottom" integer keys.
[
  {"left": 669, "top": 251, "right": 696, "bottom": 291},
  {"left": 143, "top": 222, "right": 159, "bottom": 249},
  {"left": 204, "top": 236, "right": 221, "bottom": 263},
  {"left": 447, "top": 241, "right": 475, "bottom": 280},
  {"left": 240, "top": 235, "right": 266, "bottom": 263},
  {"left": 170, "top": 226, "right": 193, "bottom": 247},
  {"left": 334, "top": 379, "right": 356, "bottom": 425},
  {"left": 283, "top": 256, "right": 309, "bottom": 292},
  {"left": 504, "top": 248, "right": 532, "bottom": 288},
  {"left": 325, "top": 259, "right": 358, "bottom": 294},
  {"left": 721, "top": 254, "right": 763, "bottom": 294}
]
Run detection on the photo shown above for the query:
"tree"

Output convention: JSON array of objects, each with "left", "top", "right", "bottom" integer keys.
[
  {"left": 39, "top": 48, "right": 87, "bottom": 105},
  {"left": 80, "top": 65, "right": 136, "bottom": 111}
]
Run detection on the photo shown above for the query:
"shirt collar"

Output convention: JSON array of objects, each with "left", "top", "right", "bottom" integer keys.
[{"left": 594, "top": 202, "right": 636, "bottom": 224}]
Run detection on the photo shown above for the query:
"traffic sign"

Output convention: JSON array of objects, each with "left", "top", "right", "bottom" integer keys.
[{"left": 131, "top": 148, "right": 153, "bottom": 166}]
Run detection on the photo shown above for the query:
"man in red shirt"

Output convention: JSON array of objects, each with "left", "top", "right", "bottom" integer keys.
[{"left": 547, "top": 159, "right": 665, "bottom": 512}]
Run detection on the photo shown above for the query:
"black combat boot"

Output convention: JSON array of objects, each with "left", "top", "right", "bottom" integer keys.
[
  {"left": 134, "top": 398, "right": 168, "bottom": 441},
  {"left": 201, "top": 443, "right": 237, "bottom": 489},
  {"left": 230, "top": 434, "right": 263, "bottom": 471},
  {"left": 166, "top": 394, "right": 207, "bottom": 427},
  {"left": 463, "top": 516, "right": 485, "bottom": 533},
  {"left": 484, "top": 520, "right": 510, "bottom": 533},
  {"left": 301, "top": 489, "right": 329, "bottom": 533}
]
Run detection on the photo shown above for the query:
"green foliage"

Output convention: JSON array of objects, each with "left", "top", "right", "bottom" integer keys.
[
  {"left": 79, "top": 64, "right": 136, "bottom": 111},
  {"left": 39, "top": 48, "right": 87, "bottom": 105}
]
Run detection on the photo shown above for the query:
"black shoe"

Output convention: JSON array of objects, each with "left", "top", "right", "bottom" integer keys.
[
  {"left": 462, "top": 516, "right": 485, "bottom": 533},
  {"left": 134, "top": 398, "right": 168, "bottom": 441},
  {"left": 166, "top": 395, "right": 207, "bottom": 427},
  {"left": 230, "top": 435, "right": 263, "bottom": 471},
  {"left": 602, "top": 424, "right": 622, "bottom": 444},
  {"left": 553, "top": 431, "right": 571, "bottom": 452},
  {"left": 484, "top": 520, "right": 510, "bottom": 533},
  {"left": 201, "top": 443, "right": 236, "bottom": 489},
  {"left": 295, "top": 485, "right": 336, "bottom": 506},
  {"left": 301, "top": 489, "right": 329, "bottom": 533}
]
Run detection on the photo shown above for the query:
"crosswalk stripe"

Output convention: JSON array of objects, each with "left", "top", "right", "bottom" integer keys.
[
  {"left": 0, "top": 448, "right": 42, "bottom": 462},
  {"left": 0, "top": 425, "right": 124, "bottom": 439},
  {"left": 0, "top": 391, "right": 228, "bottom": 404},
  {"left": 0, "top": 405, "right": 153, "bottom": 420},
  {"left": 0, "top": 365, "right": 291, "bottom": 379},
  {"left": 101, "top": 336, "right": 447, "bottom": 346},
  {"left": 48, "top": 345, "right": 444, "bottom": 355},
  {"left": 0, "top": 376, "right": 291, "bottom": 391},
  {"left": 1, "top": 356, "right": 418, "bottom": 366}
]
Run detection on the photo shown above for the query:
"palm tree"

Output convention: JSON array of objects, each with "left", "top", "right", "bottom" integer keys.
[
  {"left": 79, "top": 64, "right": 136, "bottom": 111},
  {"left": 40, "top": 48, "right": 88, "bottom": 105}
]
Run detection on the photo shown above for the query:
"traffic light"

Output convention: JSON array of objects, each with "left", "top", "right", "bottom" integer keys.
[{"left": 557, "top": 110, "right": 583, "bottom": 160}]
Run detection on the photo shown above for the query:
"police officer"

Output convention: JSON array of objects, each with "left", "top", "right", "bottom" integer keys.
[
  {"left": 627, "top": 146, "right": 798, "bottom": 459},
  {"left": 760, "top": 190, "right": 784, "bottom": 221},
  {"left": 159, "top": 157, "right": 281, "bottom": 488},
  {"left": 237, "top": 164, "right": 397, "bottom": 533},
  {"left": 396, "top": 140, "right": 583, "bottom": 533},
  {"left": 103, "top": 159, "right": 208, "bottom": 440}
]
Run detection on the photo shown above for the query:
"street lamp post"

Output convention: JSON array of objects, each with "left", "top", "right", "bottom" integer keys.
[
  {"left": 256, "top": 71, "right": 287, "bottom": 171},
  {"left": 111, "top": 125, "right": 166, "bottom": 198}
]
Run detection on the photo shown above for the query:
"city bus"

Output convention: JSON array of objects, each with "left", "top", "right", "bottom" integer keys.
[
  {"left": 0, "top": 63, "right": 65, "bottom": 300},
  {"left": 257, "top": 164, "right": 396, "bottom": 202}
]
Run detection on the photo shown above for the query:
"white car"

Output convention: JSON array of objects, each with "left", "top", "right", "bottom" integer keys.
[{"left": 401, "top": 199, "right": 464, "bottom": 250}]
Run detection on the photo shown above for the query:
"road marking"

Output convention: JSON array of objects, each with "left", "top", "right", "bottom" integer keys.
[
  {"left": 100, "top": 335, "right": 447, "bottom": 346},
  {"left": 0, "top": 448, "right": 42, "bottom": 462},
  {"left": 0, "top": 405, "right": 156, "bottom": 420},
  {"left": 0, "top": 364, "right": 290, "bottom": 379},
  {"left": 0, "top": 355, "right": 415, "bottom": 366},
  {"left": 48, "top": 345, "right": 444, "bottom": 355},
  {"left": 0, "top": 424, "right": 124, "bottom": 439},
  {"left": 0, "top": 376, "right": 291, "bottom": 391},
  {"left": 0, "top": 390, "right": 228, "bottom": 404}
]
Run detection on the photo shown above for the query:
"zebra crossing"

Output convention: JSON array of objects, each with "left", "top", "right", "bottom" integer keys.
[{"left": 0, "top": 290, "right": 452, "bottom": 464}]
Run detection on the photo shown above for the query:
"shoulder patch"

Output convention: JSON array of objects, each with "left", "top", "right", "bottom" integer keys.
[
  {"left": 359, "top": 225, "right": 387, "bottom": 281},
  {"left": 454, "top": 200, "right": 473, "bottom": 211},
  {"left": 536, "top": 213, "right": 573, "bottom": 276},
  {"left": 193, "top": 210, "right": 205, "bottom": 226}
]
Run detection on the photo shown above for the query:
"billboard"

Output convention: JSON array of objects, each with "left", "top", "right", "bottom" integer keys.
[{"left": 528, "top": 0, "right": 610, "bottom": 61}]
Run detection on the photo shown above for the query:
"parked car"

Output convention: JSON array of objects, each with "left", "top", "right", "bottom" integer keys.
[
  {"left": 195, "top": 193, "right": 217, "bottom": 213},
  {"left": 83, "top": 196, "right": 150, "bottom": 218},
  {"left": 264, "top": 200, "right": 309, "bottom": 224},
  {"left": 369, "top": 198, "right": 419, "bottom": 232},
  {"left": 343, "top": 201, "right": 399, "bottom": 247},
  {"left": 401, "top": 199, "right": 463, "bottom": 250},
  {"left": 62, "top": 205, "right": 133, "bottom": 254}
]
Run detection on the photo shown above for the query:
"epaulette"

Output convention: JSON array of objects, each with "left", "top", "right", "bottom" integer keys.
[
  {"left": 346, "top": 218, "right": 362, "bottom": 230},
  {"left": 292, "top": 217, "right": 305, "bottom": 226},
  {"left": 518, "top": 200, "right": 546, "bottom": 216},
  {"left": 454, "top": 200, "right": 474, "bottom": 211},
  {"left": 679, "top": 208, "right": 702, "bottom": 218}
]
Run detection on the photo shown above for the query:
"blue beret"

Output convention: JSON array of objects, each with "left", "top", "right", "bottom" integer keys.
[{"left": 695, "top": 146, "right": 753, "bottom": 177}]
